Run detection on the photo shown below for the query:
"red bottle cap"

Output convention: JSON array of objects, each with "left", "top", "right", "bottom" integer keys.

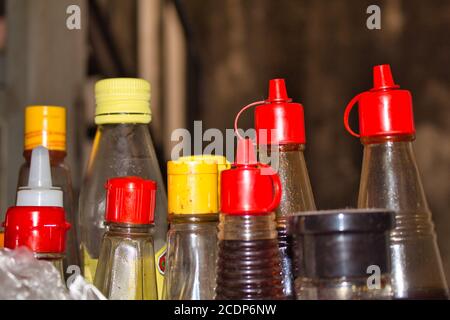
[
  {"left": 105, "top": 176, "right": 157, "bottom": 225},
  {"left": 344, "top": 64, "right": 415, "bottom": 138},
  {"left": 3, "top": 206, "right": 70, "bottom": 253},
  {"left": 221, "top": 139, "right": 282, "bottom": 215},
  {"left": 255, "top": 79, "right": 306, "bottom": 145}
]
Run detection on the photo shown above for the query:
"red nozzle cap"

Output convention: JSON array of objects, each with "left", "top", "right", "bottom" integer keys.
[
  {"left": 344, "top": 64, "right": 415, "bottom": 138},
  {"left": 105, "top": 176, "right": 157, "bottom": 225},
  {"left": 220, "top": 138, "right": 282, "bottom": 215},
  {"left": 373, "top": 64, "right": 399, "bottom": 90},
  {"left": 267, "top": 78, "right": 291, "bottom": 102},
  {"left": 255, "top": 79, "right": 306, "bottom": 145},
  {"left": 3, "top": 206, "right": 70, "bottom": 253}
]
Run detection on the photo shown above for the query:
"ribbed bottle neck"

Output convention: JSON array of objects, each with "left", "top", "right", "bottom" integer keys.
[
  {"left": 218, "top": 213, "right": 278, "bottom": 241},
  {"left": 107, "top": 222, "right": 153, "bottom": 235}
]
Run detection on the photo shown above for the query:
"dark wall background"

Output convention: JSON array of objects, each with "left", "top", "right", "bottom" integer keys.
[{"left": 182, "top": 0, "right": 450, "bottom": 283}]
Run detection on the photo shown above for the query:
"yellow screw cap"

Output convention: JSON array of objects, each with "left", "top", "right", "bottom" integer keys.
[
  {"left": 25, "top": 106, "right": 66, "bottom": 151},
  {"left": 168, "top": 155, "right": 230, "bottom": 215},
  {"left": 95, "top": 78, "right": 151, "bottom": 125}
]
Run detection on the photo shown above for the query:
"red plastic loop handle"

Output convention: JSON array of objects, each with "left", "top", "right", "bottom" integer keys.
[
  {"left": 259, "top": 163, "right": 282, "bottom": 212},
  {"left": 343, "top": 93, "right": 363, "bottom": 138},
  {"left": 234, "top": 100, "right": 266, "bottom": 140}
]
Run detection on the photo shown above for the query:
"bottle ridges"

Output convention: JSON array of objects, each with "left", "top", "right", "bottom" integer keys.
[{"left": 216, "top": 239, "right": 285, "bottom": 300}]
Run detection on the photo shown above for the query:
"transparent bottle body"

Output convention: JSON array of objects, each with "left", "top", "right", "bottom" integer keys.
[
  {"left": 93, "top": 224, "right": 158, "bottom": 300},
  {"left": 78, "top": 124, "right": 168, "bottom": 282},
  {"left": 35, "top": 252, "right": 66, "bottom": 283},
  {"left": 295, "top": 275, "right": 392, "bottom": 300},
  {"left": 357, "top": 136, "right": 449, "bottom": 299},
  {"left": 18, "top": 150, "right": 80, "bottom": 277},
  {"left": 163, "top": 214, "right": 218, "bottom": 300},
  {"left": 259, "top": 144, "right": 316, "bottom": 298},
  {"left": 216, "top": 213, "right": 285, "bottom": 300}
]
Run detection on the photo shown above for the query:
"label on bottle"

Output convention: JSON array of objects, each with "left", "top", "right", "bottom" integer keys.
[
  {"left": 83, "top": 248, "right": 98, "bottom": 284},
  {"left": 155, "top": 245, "right": 167, "bottom": 299}
]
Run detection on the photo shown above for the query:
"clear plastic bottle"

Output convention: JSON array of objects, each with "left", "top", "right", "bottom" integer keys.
[
  {"left": 344, "top": 64, "right": 449, "bottom": 299},
  {"left": 93, "top": 177, "right": 158, "bottom": 300},
  {"left": 216, "top": 139, "right": 285, "bottom": 300},
  {"left": 4, "top": 147, "right": 70, "bottom": 281},
  {"left": 16, "top": 106, "right": 79, "bottom": 276},
  {"left": 163, "top": 156, "right": 229, "bottom": 300},
  {"left": 79, "top": 79, "right": 168, "bottom": 296},
  {"left": 291, "top": 209, "right": 394, "bottom": 300},
  {"left": 254, "top": 79, "right": 316, "bottom": 298}
]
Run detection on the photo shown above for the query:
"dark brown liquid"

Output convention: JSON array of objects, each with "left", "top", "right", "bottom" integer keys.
[
  {"left": 216, "top": 239, "right": 285, "bottom": 300},
  {"left": 277, "top": 225, "right": 295, "bottom": 299},
  {"left": 394, "top": 289, "right": 449, "bottom": 300}
]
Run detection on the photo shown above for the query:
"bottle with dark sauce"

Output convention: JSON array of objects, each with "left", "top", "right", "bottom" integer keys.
[
  {"left": 254, "top": 79, "right": 317, "bottom": 299},
  {"left": 216, "top": 138, "right": 285, "bottom": 300}
]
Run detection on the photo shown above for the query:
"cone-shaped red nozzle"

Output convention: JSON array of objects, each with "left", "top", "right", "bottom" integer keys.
[
  {"left": 373, "top": 64, "right": 398, "bottom": 90},
  {"left": 236, "top": 138, "right": 257, "bottom": 165},
  {"left": 267, "top": 79, "right": 290, "bottom": 102}
]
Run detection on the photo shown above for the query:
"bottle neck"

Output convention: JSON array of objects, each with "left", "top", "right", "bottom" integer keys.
[
  {"left": 23, "top": 149, "right": 66, "bottom": 165},
  {"left": 35, "top": 252, "right": 65, "bottom": 281},
  {"left": 360, "top": 134, "right": 415, "bottom": 145},
  {"left": 258, "top": 143, "right": 316, "bottom": 214},
  {"left": 259, "top": 143, "right": 305, "bottom": 153},
  {"left": 106, "top": 222, "right": 153, "bottom": 235},
  {"left": 86, "top": 123, "right": 153, "bottom": 177},
  {"left": 218, "top": 213, "right": 278, "bottom": 241},
  {"left": 98, "top": 123, "right": 150, "bottom": 137},
  {"left": 358, "top": 134, "right": 429, "bottom": 213},
  {"left": 89, "top": 123, "right": 152, "bottom": 166},
  {"left": 169, "top": 213, "right": 219, "bottom": 224}
]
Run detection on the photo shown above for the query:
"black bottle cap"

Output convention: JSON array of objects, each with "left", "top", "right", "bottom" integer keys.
[{"left": 290, "top": 209, "right": 395, "bottom": 279}]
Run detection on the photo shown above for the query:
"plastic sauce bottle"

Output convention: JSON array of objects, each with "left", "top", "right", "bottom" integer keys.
[
  {"left": 3, "top": 146, "right": 70, "bottom": 280},
  {"left": 79, "top": 78, "right": 168, "bottom": 297},
  {"left": 215, "top": 139, "right": 284, "bottom": 300},
  {"left": 163, "top": 155, "right": 230, "bottom": 300},
  {"left": 344, "top": 64, "right": 449, "bottom": 299},
  {"left": 291, "top": 209, "right": 395, "bottom": 300},
  {"left": 234, "top": 79, "right": 316, "bottom": 298},
  {"left": 16, "top": 106, "right": 79, "bottom": 275},
  {"left": 94, "top": 176, "right": 158, "bottom": 300}
]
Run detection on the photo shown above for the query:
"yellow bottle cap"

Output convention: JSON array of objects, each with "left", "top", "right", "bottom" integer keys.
[
  {"left": 95, "top": 78, "right": 151, "bottom": 125},
  {"left": 24, "top": 106, "right": 66, "bottom": 151},
  {"left": 168, "top": 155, "right": 230, "bottom": 215}
]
